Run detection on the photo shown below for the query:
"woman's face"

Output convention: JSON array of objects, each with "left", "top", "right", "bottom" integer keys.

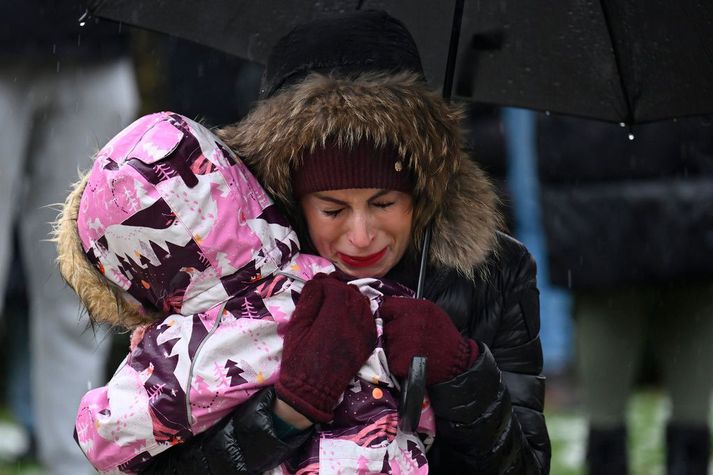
[{"left": 300, "top": 188, "right": 414, "bottom": 278}]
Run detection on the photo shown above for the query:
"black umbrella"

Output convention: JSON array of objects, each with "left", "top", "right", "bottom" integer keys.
[
  {"left": 84, "top": 0, "right": 713, "bottom": 126},
  {"left": 458, "top": 0, "right": 713, "bottom": 125}
]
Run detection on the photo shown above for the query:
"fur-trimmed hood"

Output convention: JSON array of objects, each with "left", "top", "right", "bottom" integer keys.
[
  {"left": 218, "top": 72, "right": 502, "bottom": 278},
  {"left": 55, "top": 112, "right": 317, "bottom": 328}
]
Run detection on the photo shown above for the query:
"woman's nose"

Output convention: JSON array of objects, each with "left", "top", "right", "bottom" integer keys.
[{"left": 347, "top": 215, "right": 374, "bottom": 248}]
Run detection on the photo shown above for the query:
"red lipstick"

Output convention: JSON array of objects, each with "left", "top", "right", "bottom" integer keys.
[{"left": 337, "top": 248, "right": 387, "bottom": 268}]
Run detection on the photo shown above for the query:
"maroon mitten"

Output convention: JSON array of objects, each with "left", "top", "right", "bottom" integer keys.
[
  {"left": 276, "top": 274, "right": 376, "bottom": 423},
  {"left": 380, "top": 296, "right": 480, "bottom": 385}
]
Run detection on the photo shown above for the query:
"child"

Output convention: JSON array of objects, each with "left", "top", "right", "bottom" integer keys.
[{"left": 56, "top": 112, "right": 435, "bottom": 474}]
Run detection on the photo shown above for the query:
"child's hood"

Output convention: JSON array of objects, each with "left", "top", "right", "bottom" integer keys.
[{"left": 56, "top": 112, "right": 302, "bottom": 328}]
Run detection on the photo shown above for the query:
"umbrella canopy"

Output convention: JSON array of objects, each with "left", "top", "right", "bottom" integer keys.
[
  {"left": 460, "top": 0, "right": 713, "bottom": 125},
  {"left": 84, "top": 0, "right": 713, "bottom": 125},
  {"left": 82, "top": 0, "right": 460, "bottom": 93}
]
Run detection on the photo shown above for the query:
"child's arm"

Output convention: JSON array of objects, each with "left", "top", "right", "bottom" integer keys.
[
  {"left": 74, "top": 318, "right": 196, "bottom": 473},
  {"left": 75, "top": 304, "right": 287, "bottom": 473},
  {"left": 75, "top": 357, "right": 162, "bottom": 473}
]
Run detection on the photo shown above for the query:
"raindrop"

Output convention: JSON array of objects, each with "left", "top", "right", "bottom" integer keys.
[
  {"left": 545, "top": 110, "right": 551, "bottom": 116},
  {"left": 619, "top": 122, "right": 626, "bottom": 127},
  {"left": 628, "top": 133, "right": 635, "bottom": 141},
  {"left": 52, "top": 43, "right": 56, "bottom": 54},
  {"left": 79, "top": 9, "right": 89, "bottom": 27}
]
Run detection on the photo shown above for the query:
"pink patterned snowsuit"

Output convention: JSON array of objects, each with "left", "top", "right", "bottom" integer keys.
[{"left": 73, "top": 112, "right": 435, "bottom": 474}]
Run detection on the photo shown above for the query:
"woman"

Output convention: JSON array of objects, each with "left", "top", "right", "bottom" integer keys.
[{"left": 147, "top": 10, "right": 549, "bottom": 474}]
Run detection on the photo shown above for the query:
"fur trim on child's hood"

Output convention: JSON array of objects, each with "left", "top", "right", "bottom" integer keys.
[{"left": 56, "top": 112, "right": 307, "bottom": 328}]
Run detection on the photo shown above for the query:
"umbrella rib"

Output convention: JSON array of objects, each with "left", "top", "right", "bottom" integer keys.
[{"left": 598, "top": 0, "right": 635, "bottom": 125}]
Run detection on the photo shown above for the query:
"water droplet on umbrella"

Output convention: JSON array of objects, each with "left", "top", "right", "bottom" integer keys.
[{"left": 79, "top": 9, "right": 89, "bottom": 27}]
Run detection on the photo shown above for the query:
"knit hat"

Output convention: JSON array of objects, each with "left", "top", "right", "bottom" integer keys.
[
  {"left": 292, "top": 141, "right": 414, "bottom": 199},
  {"left": 260, "top": 9, "right": 425, "bottom": 98}
]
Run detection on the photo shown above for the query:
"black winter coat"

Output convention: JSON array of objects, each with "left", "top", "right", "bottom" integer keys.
[
  {"left": 538, "top": 114, "right": 713, "bottom": 289},
  {"left": 143, "top": 233, "right": 550, "bottom": 474}
]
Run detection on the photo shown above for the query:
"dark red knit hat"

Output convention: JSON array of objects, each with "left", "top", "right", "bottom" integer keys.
[{"left": 293, "top": 141, "right": 414, "bottom": 199}]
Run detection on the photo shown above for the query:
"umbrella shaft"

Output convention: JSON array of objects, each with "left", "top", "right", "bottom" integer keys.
[{"left": 442, "top": 0, "right": 465, "bottom": 101}]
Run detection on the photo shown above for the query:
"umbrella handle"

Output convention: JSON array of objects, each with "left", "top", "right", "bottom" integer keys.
[{"left": 398, "top": 356, "right": 427, "bottom": 434}]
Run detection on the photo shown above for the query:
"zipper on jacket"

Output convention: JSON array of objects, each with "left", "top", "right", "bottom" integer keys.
[
  {"left": 276, "top": 270, "right": 306, "bottom": 284},
  {"left": 185, "top": 302, "right": 226, "bottom": 425}
]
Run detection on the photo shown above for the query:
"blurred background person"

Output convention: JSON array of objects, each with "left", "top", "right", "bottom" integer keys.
[
  {"left": 0, "top": 243, "right": 35, "bottom": 462},
  {"left": 0, "top": 2, "right": 138, "bottom": 473},
  {"left": 131, "top": 32, "right": 262, "bottom": 126},
  {"left": 537, "top": 114, "right": 713, "bottom": 475}
]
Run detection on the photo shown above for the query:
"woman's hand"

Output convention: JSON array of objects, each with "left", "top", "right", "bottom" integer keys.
[
  {"left": 276, "top": 273, "right": 376, "bottom": 423},
  {"left": 380, "top": 297, "right": 480, "bottom": 386}
]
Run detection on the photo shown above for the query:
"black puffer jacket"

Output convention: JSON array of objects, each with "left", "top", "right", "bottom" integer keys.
[{"left": 419, "top": 233, "right": 548, "bottom": 473}]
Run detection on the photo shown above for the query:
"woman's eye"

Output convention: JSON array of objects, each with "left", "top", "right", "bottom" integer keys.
[
  {"left": 373, "top": 201, "right": 395, "bottom": 209},
  {"left": 322, "top": 208, "right": 343, "bottom": 217}
]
